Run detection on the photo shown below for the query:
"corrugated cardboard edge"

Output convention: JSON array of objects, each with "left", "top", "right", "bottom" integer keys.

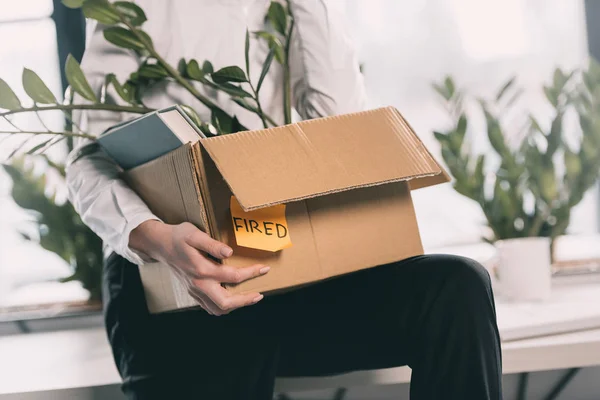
[
  {"left": 387, "top": 108, "right": 451, "bottom": 190},
  {"left": 165, "top": 144, "right": 208, "bottom": 309},
  {"left": 191, "top": 143, "right": 218, "bottom": 237},
  {"left": 124, "top": 144, "right": 206, "bottom": 312}
]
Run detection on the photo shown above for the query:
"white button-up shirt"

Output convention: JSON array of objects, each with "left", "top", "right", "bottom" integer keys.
[{"left": 66, "top": 0, "right": 367, "bottom": 265}]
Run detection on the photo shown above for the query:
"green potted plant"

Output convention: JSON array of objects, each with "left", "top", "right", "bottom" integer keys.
[
  {"left": 2, "top": 156, "right": 104, "bottom": 303},
  {"left": 0, "top": 0, "right": 294, "bottom": 304},
  {"left": 432, "top": 64, "right": 600, "bottom": 300}
]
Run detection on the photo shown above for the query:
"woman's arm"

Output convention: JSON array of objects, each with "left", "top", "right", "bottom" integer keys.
[
  {"left": 65, "top": 21, "right": 158, "bottom": 265},
  {"left": 288, "top": 0, "right": 368, "bottom": 119},
  {"left": 66, "top": 18, "right": 269, "bottom": 315}
]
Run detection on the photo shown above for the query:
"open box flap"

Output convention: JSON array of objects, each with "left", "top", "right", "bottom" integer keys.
[{"left": 201, "top": 107, "right": 449, "bottom": 211}]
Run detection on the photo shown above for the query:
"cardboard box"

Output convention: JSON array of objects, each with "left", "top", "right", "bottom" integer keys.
[{"left": 124, "top": 106, "right": 449, "bottom": 313}]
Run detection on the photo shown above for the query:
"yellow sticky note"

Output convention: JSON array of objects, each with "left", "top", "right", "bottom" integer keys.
[{"left": 230, "top": 196, "right": 292, "bottom": 252}]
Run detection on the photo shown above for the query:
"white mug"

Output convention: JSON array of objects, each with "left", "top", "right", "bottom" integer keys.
[{"left": 495, "top": 237, "right": 552, "bottom": 301}]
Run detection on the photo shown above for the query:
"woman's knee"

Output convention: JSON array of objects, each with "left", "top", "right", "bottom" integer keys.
[{"left": 429, "top": 254, "right": 493, "bottom": 295}]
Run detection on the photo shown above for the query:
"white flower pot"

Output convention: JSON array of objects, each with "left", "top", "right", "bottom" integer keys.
[{"left": 495, "top": 237, "right": 552, "bottom": 301}]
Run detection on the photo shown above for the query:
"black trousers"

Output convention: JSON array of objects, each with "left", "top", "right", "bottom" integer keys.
[{"left": 103, "top": 253, "right": 503, "bottom": 400}]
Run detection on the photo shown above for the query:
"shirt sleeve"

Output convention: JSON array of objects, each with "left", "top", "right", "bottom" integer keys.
[
  {"left": 65, "top": 21, "right": 159, "bottom": 265},
  {"left": 288, "top": 0, "right": 368, "bottom": 119}
]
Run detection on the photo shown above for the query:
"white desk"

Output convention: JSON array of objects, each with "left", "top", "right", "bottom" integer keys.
[{"left": 3, "top": 284, "right": 600, "bottom": 396}]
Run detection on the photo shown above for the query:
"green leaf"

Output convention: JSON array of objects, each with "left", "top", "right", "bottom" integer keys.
[
  {"left": 202, "top": 60, "right": 214, "bottom": 74},
  {"left": 552, "top": 68, "right": 569, "bottom": 91},
  {"left": 455, "top": 114, "right": 467, "bottom": 144},
  {"left": 60, "top": 274, "right": 78, "bottom": 283},
  {"left": 539, "top": 168, "right": 558, "bottom": 204},
  {"left": 186, "top": 59, "right": 204, "bottom": 81},
  {"left": 444, "top": 76, "right": 455, "bottom": 99},
  {"left": 65, "top": 54, "right": 97, "bottom": 102},
  {"left": 589, "top": 58, "right": 600, "bottom": 82},
  {"left": 177, "top": 58, "right": 187, "bottom": 76},
  {"left": 433, "top": 131, "right": 448, "bottom": 144},
  {"left": 495, "top": 76, "right": 516, "bottom": 102},
  {"left": 529, "top": 115, "right": 544, "bottom": 134},
  {"left": 257, "top": 47, "right": 276, "bottom": 92},
  {"left": 546, "top": 112, "right": 562, "bottom": 156},
  {"left": 113, "top": 1, "right": 147, "bottom": 26},
  {"left": 106, "top": 73, "right": 133, "bottom": 103},
  {"left": 474, "top": 154, "right": 485, "bottom": 187},
  {"left": 245, "top": 29, "right": 250, "bottom": 76},
  {"left": 432, "top": 81, "right": 451, "bottom": 101},
  {"left": 231, "top": 116, "right": 245, "bottom": 133},
  {"left": 543, "top": 86, "right": 558, "bottom": 107},
  {"left": 582, "top": 133, "right": 599, "bottom": 163},
  {"left": 232, "top": 98, "right": 259, "bottom": 114},
  {"left": 0, "top": 78, "right": 22, "bottom": 110},
  {"left": 211, "top": 108, "right": 235, "bottom": 134},
  {"left": 255, "top": 31, "right": 285, "bottom": 63},
  {"left": 138, "top": 63, "right": 168, "bottom": 79},
  {"left": 82, "top": 0, "right": 120, "bottom": 25},
  {"left": 103, "top": 27, "right": 145, "bottom": 51},
  {"left": 211, "top": 66, "right": 247, "bottom": 84},
  {"left": 27, "top": 138, "right": 55, "bottom": 154},
  {"left": 564, "top": 147, "right": 581, "bottom": 180},
  {"left": 215, "top": 82, "right": 252, "bottom": 98},
  {"left": 61, "top": 0, "right": 84, "bottom": 9},
  {"left": 483, "top": 108, "right": 508, "bottom": 155},
  {"left": 19, "top": 231, "right": 33, "bottom": 241},
  {"left": 268, "top": 1, "right": 287, "bottom": 35},
  {"left": 493, "top": 180, "right": 516, "bottom": 220},
  {"left": 135, "top": 29, "right": 154, "bottom": 49},
  {"left": 583, "top": 71, "right": 595, "bottom": 93},
  {"left": 69, "top": 142, "right": 101, "bottom": 165},
  {"left": 22, "top": 68, "right": 57, "bottom": 104},
  {"left": 198, "top": 123, "right": 217, "bottom": 137},
  {"left": 503, "top": 87, "right": 524, "bottom": 109},
  {"left": 254, "top": 30, "right": 275, "bottom": 42},
  {"left": 180, "top": 105, "right": 203, "bottom": 129},
  {"left": 272, "top": 43, "right": 285, "bottom": 64}
]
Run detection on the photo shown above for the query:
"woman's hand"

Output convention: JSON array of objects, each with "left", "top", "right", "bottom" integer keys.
[{"left": 130, "top": 220, "right": 269, "bottom": 316}]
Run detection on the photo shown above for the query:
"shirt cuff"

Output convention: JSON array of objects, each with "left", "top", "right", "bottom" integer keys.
[{"left": 118, "top": 212, "right": 162, "bottom": 265}]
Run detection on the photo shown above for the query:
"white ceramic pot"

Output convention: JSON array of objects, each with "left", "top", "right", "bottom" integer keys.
[{"left": 495, "top": 237, "right": 552, "bottom": 301}]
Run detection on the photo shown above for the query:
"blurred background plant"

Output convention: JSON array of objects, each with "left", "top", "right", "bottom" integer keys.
[
  {"left": 433, "top": 61, "right": 600, "bottom": 243},
  {"left": 1, "top": 154, "right": 104, "bottom": 302},
  {"left": 0, "top": 0, "right": 294, "bottom": 303}
]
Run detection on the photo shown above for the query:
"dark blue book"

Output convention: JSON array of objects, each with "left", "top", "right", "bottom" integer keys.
[{"left": 97, "top": 105, "right": 205, "bottom": 170}]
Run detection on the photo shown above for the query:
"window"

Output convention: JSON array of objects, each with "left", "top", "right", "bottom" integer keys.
[
  {"left": 0, "top": 1, "right": 90, "bottom": 310},
  {"left": 343, "top": 0, "right": 596, "bottom": 249}
]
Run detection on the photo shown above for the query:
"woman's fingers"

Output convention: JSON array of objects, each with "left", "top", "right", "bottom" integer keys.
[
  {"left": 208, "top": 264, "right": 270, "bottom": 284},
  {"left": 184, "top": 228, "right": 233, "bottom": 259},
  {"left": 194, "top": 280, "right": 264, "bottom": 315}
]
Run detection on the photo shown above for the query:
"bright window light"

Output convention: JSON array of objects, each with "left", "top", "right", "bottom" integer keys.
[{"left": 451, "top": 0, "right": 530, "bottom": 61}]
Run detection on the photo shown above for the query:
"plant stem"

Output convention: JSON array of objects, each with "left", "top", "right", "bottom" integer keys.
[
  {"left": 0, "top": 130, "right": 95, "bottom": 140},
  {"left": 63, "top": 111, "right": 83, "bottom": 133},
  {"left": 0, "top": 104, "right": 153, "bottom": 118},
  {"left": 2, "top": 116, "right": 21, "bottom": 131},
  {"left": 200, "top": 78, "right": 278, "bottom": 126},
  {"left": 40, "top": 153, "right": 66, "bottom": 176},
  {"left": 527, "top": 206, "right": 551, "bottom": 236},
  {"left": 7, "top": 135, "right": 36, "bottom": 159},
  {"left": 120, "top": 17, "right": 244, "bottom": 129},
  {"left": 34, "top": 109, "right": 52, "bottom": 132},
  {"left": 249, "top": 83, "right": 268, "bottom": 129},
  {"left": 262, "top": 112, "right": 278, "bottom": 127},
  {"left": 283, "top": 0, "right": 294, "bottom": 124},
  {"left": 0, "top": 132, "right": 15, "bottom": 145}
]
